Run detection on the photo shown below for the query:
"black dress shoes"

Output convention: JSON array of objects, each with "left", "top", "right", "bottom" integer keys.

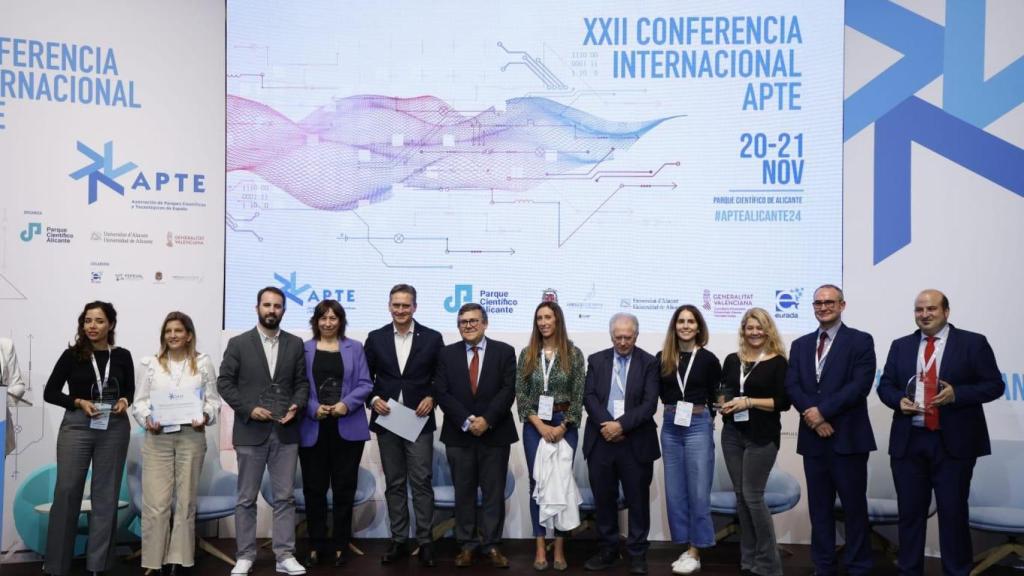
[
  {"left": 334, "top": 550, "right": 348, "bottom": 567},
  {"left": 303, "top": 551, "right": 321, "bottom": 568},
  {"left": 584, "top": 549, "right": 620, "bottom": 571},
  {"left": 381, "top": 541, "right": 409, "bottom": 564},
  {"left": 629, "top": 553, "right": 648, "bottom": 575},
  {"left": 418, "top": 542, "right": 436, "bottom": 567}
]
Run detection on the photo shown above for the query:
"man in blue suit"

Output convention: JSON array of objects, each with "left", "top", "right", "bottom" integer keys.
[
  {"left": 583, "top": 313, "right": 660, "bottom": 575},
  {"left": 784, "top": 284, "right": 876, "bottom": 576},
  {"left": 365, "top": 284, "right": 443, "bottom": 566},
  {"left": 877, "top": 289, "right": 1003, "bottom": 576}
]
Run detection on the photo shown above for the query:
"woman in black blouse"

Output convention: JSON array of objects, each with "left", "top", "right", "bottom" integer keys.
[
  {"left": 43, "top": 301, "right": 134, "bottom": 576},
  {"left": 718, "top": 307, "right": 790, "bottom": 576},
  {"left": 655, "top": 305, "right": 721, "bottom": 575}
]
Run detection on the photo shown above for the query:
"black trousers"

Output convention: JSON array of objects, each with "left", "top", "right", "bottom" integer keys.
[
  {"left": 298, "top": 419, "right": 365, "bottom": 554},
  {"left": 446, "top": 442, "right": 510, "bottom": 552}
]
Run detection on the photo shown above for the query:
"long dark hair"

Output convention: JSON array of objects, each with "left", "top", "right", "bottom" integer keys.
[
  {"left": 70, "top": 301, "right": 118, "bottom": 360},
  {"left": 660, "top": 304, "right": 709, "bottom": 376},
  {"left": 309, "top": 299, "right": 347, "bottom": 340},
  {"left": 521, "top": 301, "right": 573, "bottom": 380}
]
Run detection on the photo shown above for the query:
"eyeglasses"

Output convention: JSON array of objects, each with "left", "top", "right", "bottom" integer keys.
[
  {"left": 458, "top": 318, "right": 482, "bottom": 327},
  {"left": 812, "top": 300, "right": 840, "bottom": 309}
]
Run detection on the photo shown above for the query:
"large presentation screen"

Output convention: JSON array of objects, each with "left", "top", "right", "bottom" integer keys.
[{"left": 226, "top": 1, "right": 843, "bottom": 333}]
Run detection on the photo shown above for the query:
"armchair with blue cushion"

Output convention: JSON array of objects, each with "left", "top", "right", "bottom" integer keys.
[
  {"left": 969, "top": 439, "right": 1024, "bottom": 575},
  {"left": 430, "top": 440, "right": 515, "bottom": 541}
]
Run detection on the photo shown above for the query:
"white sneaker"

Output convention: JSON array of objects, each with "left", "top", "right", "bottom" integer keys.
[
  {"left": 275, "top": 556, "right": 307, "bottom": 576},
  {"left": 231, "top": 559, "right": 253, "bottom": 575},
  {"left": 672, "top": 554, "right": 701, "bottom": 574},
  {"left": 671, "top": 552, "right": 689, "bottom": 569}
]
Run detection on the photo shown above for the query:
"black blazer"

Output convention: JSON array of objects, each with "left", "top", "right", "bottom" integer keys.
[
  {"left": 217, "top": 328, "right": 309, "bottom": 446},
  {"left": 434, "top": 338, "right": 518, "bottom": 447},
  {"left": 582, "top": 346, "right": 661, "bottom": 463},
  {"left": 364, "top": 322, "right": 444, "bottom": 434},
  {"left": 877, "top": 325, "right": 1004, "bottom": 459}
]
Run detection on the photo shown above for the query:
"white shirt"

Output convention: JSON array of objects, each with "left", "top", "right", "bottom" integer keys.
[
  {"left": 257, "top": 325, "right": 280, "bottom": 376},
  {"left": 917, "top": 323, "right": 950, "bottom": 375},
  {"left": 532, "top": 438, "right": 582, "bottom": 532},
  {"left": 132, "top": 353, "right": 222, "bottom": 427},
  {"left": 394, "top": 320, "right": 415, "bottom": 375}
]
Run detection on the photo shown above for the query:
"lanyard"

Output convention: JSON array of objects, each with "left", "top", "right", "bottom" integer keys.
[
  {"left": 540, "top": 350, "right": 557, "bottom": 393},
  {"left": 815, "top": 333, "right": 834, "bottom": 382},
  {"left": 613, "top": 355, "right": 631, "bottom": 394},
  {"left": 674, "top": 348, "right": 700, "bottom": 397},
  {"left": 90, "top": 345, "right": 113, "bottom": 394},
  {"left": 917, "top": 337, "right": 945, "bottom": 377},
  {"left": 738, "top": 351, "right": 765, "bottom": 395}
]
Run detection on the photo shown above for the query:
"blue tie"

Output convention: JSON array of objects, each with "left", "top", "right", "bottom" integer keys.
[{"left": 607, "top": 355, "right": 627, "bottom": 415}]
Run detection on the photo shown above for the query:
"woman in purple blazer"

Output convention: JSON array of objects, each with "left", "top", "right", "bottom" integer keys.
[{"left": 298, "top": 300, "right": 372, "bottom": 567}]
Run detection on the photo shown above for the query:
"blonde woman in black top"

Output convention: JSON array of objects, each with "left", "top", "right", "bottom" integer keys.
[{"left": 718, "top": 307, "right": 790, "bottom": 576}]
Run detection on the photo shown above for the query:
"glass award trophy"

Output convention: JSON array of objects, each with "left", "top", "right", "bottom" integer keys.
[
  {"left": 713, "top": 381, "right": 732, "bottom": 411},
  {"left": 258, "top": 383, "right": 290, "bottom": 420},
  {"left": 91, "top": 377, "right": 120, "bottom": 430},
  {"left": 317, "top": 377, "right": 342, "bottom": 407},
  {"left": 905, "top": 374, "right": 946, "bottom": 413}
]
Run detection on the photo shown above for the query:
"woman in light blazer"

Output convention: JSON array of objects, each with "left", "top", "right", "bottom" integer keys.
[{"left": 297, "top": 300, "right": 372, "bottom": 567}]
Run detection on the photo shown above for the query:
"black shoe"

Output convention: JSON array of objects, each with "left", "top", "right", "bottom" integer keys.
[
  {"left": 584, "top": 550, "right": 619, "bottom": 571},
  {"left": 174, "top": 566, "right": 190, "bottom": 576},
  {"left": 418, "top": 543, "right": 436, "bottom": 567},
  {"left": 382, "top": 541, "right": 409, "bottom": 564},
  {"left": 335, "top": 551, "right": 348, "bottom": 567},
  {"left": 629, "top": 554, "right": 647, "bottom": 575},
  {"left": 303, "top": 551, "right": 321, "bottom": 567}
]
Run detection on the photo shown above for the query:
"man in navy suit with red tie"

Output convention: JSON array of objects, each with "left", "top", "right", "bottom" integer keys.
[
  {"left": 877, "top": 289, "right": 1003, "bottom": 576},
  {"left": 582, "top": 313, "right": 660, "bottom": 575},
  {"left": 434, "top": 302, "right": 518, "bottom": 569},
  {"left": 785, "top": 284, "right": 876, "bottom": 576}
]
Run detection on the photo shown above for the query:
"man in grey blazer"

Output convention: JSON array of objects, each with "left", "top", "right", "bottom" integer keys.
[{"left": 218, "top": 287, "right": 309, "bottom": 576}]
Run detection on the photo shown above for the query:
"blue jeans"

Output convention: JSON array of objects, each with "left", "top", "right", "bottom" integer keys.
[
  {"left": 522, "top": 411, "right": 578, "bottom": 537},
  {"left": 661, "top": 408, "right": 716, "bottom": 548}
]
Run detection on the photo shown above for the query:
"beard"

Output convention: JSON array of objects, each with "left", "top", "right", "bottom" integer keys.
[{"left": 259, "top": 313, "right": 280, "bottom": 330}]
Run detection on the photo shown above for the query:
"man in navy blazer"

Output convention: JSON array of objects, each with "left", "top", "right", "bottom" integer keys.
[
  {"left": 364, "top": 284, "right": 443, "bottom": 566},
  {"left": 434, "top": 303, "right": 517, "bottom": 568},
  {"left": 582, "top": 313, "right": 660, "bottom": 575},
  {"left": 784, "top": 284, "right": 876, "bottom": 576},
  {"left": 877, "top": 289, "right": 1003, "bottom": 576}
]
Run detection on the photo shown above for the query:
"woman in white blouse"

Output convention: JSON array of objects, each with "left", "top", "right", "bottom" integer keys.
[{"left": 132, "top": 312, "right": 221, "bottom": 576}]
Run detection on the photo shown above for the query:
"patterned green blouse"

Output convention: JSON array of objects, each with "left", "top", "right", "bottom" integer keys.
[{"left": 515, "top": 344, "right": 585, "bottom": 427}]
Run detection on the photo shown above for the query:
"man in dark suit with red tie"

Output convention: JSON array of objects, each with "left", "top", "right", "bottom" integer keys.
[
  {"left": 365, "top": 284, "right": 444, "bottom": 566},
  {"left": 877, "top": 289, "right": 1004, "bottom": 576},
  {"left": 434, "top": 302, "right": 517, "bottom": 568},
  {"left": 785, "top": 284, "right": 876, "bottom": 576},
  {"left": 582, "top": 313, "right": 660, "bottom": 575}
]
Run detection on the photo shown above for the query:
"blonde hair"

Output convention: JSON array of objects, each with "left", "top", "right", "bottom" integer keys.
[
  {"left": 157, "top": 311, "right": 199, "bottom": 374},
  {"left": 737, "top": 307, "right": 787, "bottom": 362}
]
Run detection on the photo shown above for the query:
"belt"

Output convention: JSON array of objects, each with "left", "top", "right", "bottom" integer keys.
[{"left": 663, "top": 402, "right": 706, "bottom": 414}]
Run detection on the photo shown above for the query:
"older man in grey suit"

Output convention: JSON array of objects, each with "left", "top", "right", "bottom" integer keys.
[{"left": 218, "top": 287, "right": 309, "bottom": 576}]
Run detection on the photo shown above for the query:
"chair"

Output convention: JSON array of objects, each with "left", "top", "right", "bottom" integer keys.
[
  {"left": 710, "top": 462, "right": 801, "bottom": 543},
  {"left": 969, "top": 439, "right": 1024, "bottom": 575},
  {"left": 259, "top": 464, "right": 376, "bottom": 555},
  {"left": 14, "top": 462, "right": 135, "bottom": 558},
  {"left": 430, "top": 440, "right": 516, "bottom": 540},
  {"left": 126, "top": 427, "right": 238, "bottom": 565}
]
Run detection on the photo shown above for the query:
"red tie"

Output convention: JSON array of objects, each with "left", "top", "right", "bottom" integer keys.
[
  {"left": 924, "top": 336, "right": 940, "bottom": 430},
  {"left": 469, "top": 346, "right": 480, "bottom": 396},
  {"left": 816, "top": 332, "right": 828, "bottom": 361}
]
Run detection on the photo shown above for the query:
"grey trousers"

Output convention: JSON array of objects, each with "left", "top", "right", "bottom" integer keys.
[
  {"left": 721, "top": 422, "right": 783, "bottom": 576},
  {"left": 377, "top": 429, "right": 434, "bottom": 544},
  {"left": 140, "top": 427, "right": 206, "bottom": 569},
  {"left": 44, "top": 410, "right": 130, "bottom": 576},
  {"left": 234, "top": 429, "right": 299, "bottom": 562},
  {"left": 446, "top": 443, "right": 509, "bottom": 552}
]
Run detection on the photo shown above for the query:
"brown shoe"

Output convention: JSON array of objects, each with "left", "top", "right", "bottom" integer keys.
[
  {"left": 487, "top": 548, "right": 510, "bottom": 569},
  {"left": 454, "top": 549, "right": 474, "bottom": 568}
]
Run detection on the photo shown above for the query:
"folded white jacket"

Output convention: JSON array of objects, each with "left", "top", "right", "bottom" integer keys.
[{"left": 532, "top": 437, "right": 582, "bottom": 532}]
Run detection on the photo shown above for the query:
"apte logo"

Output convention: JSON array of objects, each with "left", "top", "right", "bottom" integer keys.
[
  {"left": 70, "top": 141, "right": 137, "bottom": 204},
  {"left": 20, "top": 222, "right": 41, "bottom": 242},
  {"left": 274, "top": 272, "right": 355, "bottom": 307},
  {"left": 444, "top": 284, "right": 473, "bottom": 313}
]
